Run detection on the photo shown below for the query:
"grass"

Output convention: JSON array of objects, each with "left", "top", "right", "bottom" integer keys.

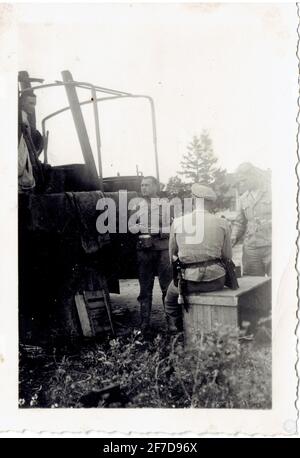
[{"left": 19, "top": 326, "right": 271, "bottom": 409}]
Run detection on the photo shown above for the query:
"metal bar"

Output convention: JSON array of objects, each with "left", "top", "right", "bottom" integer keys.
[
  {"left": 61, "top": 70, "right": 100, "bottom": 185},
  {"left": 20, "top": 81, "right": 131, "bottom": 97},
  {"left": 41, "top": 94, "right": 160, "bottom": 180},
  {"left": 19, "top": 82, "right": 67, "bottom": 94},
  {"left": 55, "top": 80, "right": 132, "bottom": 96},
  {"left": 91, "top": 87, "right": 103, "bottom": 188},
  {"left": 41, "top": 95, "right": 121, "bottom": 129},
  {"left": 145, "top": 96, "right": 160, "bottom": 182},
  {"left": 90, "top": 83, "right": 131, "bottom": 96},
  {"left": 19, "top": 73, "right": 160, "bottom": 180}
]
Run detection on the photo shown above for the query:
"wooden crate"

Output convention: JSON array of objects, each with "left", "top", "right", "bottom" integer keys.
[
  {"left": 183, "top": 276, "right": 271, "bottom": 346},
  {"left": 75, "top": 290, "right": 113, "bottom": 337}
]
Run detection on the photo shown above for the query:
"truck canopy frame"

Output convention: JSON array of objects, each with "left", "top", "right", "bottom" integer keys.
[{"left": 19, "top": 70, "right": 160, "bottom": 186}]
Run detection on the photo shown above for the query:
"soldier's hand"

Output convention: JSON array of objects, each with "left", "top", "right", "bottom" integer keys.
[{"left": 231, "top": 236, "right": 237, "bottom": 247}]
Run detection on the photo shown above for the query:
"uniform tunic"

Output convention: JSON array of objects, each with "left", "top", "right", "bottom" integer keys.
[
  {"left": 231, "top": 187, "right": 271, "bottom": 248},
  {"left": 165, "top": 209, "right": 232, "bottom": 325},
  {"left": 129, "top": 196, "right": 172, "bottom": 329},
  {"left": 169, "top": 209, "right": 232, "bottom": 281},
  {"left": 18, "top": 111, "right": 35, "bottom": 192},
  {"left": 231, "top": 187, "right": 271, "bottom": 276}
]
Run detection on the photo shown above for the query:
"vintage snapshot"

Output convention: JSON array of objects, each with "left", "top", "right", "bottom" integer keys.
[{"left": 0, "top": 2, "right": 298, "bottom": 435}]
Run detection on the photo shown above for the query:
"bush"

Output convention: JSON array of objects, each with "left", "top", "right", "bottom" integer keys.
[{"left": 19, "top": 327, "right": 271, "bottom": 409}]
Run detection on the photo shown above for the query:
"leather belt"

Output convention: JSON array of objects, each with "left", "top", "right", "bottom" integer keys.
[{"left": 180, "top": 258, "right": 222, "bottom": 269}]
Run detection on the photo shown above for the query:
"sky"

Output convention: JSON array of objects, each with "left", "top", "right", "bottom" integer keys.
[{"left": 17, "top": 3, "right": 297, "bottom": 184}]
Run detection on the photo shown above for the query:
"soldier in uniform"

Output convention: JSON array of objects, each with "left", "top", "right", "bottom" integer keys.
[
  {"left": 165, "top": 184, "right": 232, "bottom": 333},
  {"left": 18, "top": 91, "right": 45, "bottom": 193},
  {"left": 231, "top": 163, "right": 271, "bottom": 277},
  {"left": 129, "top": 176, "right": 172, "bottom": 335}
]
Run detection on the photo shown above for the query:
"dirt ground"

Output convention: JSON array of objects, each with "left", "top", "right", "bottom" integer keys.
[
  {"left": 110, "top": 245, "right": 243, "bottom": 337},
  {"left": 110, "top": 278, "right": 167, "bottom": 335},
  {"left": 19, "top": 245, "right": 272, "bottom": 408}
]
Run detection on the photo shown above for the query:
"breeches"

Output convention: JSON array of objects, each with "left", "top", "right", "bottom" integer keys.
[
  {"left": 242, "top": 245, "right": 271, "bottom": 277},
  {"left": 137, "top": 249, "right": 172, "bottom": 306},
  {"left": 165, "top": 276, "right": 225, "bottom": 320}
]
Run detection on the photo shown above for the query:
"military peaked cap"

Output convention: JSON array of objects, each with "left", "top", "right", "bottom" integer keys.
[{"left": 191, "top": 184, "right": 217, "bottom": 201}]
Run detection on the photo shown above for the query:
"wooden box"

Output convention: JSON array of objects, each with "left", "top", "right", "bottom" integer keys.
[{"left": 183, "top": 276, "right": 271, "bottom": 346}]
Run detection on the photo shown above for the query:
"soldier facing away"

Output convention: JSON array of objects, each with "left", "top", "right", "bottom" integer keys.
[{"left": 165, "top": 184, "right": 233, "bottom": 334}]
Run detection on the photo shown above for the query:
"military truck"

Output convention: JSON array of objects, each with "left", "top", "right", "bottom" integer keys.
[{"left": 18, "top": 70, "right": 161, "bottom": 343}]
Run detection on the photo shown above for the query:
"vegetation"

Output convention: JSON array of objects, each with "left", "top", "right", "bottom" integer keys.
[
  {"left": 19, "top": 326, "right": 271, "bottom": 409},
  {"left": 166, "top": 131, "right": 231, "bottom": 210}
]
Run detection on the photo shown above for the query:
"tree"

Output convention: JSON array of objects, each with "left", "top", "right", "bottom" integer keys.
[
  {"left": 167, "top": 131, "right": 231, "bottom": 210},
  {"left": 165, "top": 175, "right": 190, "bottom": 198}
]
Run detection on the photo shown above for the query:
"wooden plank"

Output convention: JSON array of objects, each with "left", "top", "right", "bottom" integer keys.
[
  {"left": 183, "top": 304, "right": 239, "bottom": 347},
  {"left": 84, "top": 290, "right": 105, "bottom": 310},
  {"left": 83, "top": 290, "right": 106, "bottom": 334},
  {"left": 18, "top": 71, "right": 37, "bottom": 129},
  {"left": 187, "top": 276, "right": 270, "bottom": 307},
  {"left": 88, "top": 308, "right": 110, "bottom": 334},
  {"left": 188, "top": 295, "right": 238, "bottom": 307},
  {"left": 183, "top": 277, "right": 271, "bottom": 347},
  {"left": 84, "top": 290, "right": 104, "bottom": 300},
  {"left": 82, "top": 289, "right": 115, "bottom": 336},
  {"left": 75, "top": 293, "right": 93, "bottom": 337},
  {"left": 184, "top": 305, "right": 238, "bottom": 333},
  {"left": 61, "top": 70, "right": 100, "bottom": 186},
  {"left": 211, "top": 306, "right": 237, "bottom": 328},
  {"left": 233, "top": 276, "right": 270, "bottom": 296}
]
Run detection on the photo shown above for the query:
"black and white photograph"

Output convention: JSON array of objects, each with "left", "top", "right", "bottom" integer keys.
[{"left": 0, "top": 2, "right": 298, "bottom": 435}]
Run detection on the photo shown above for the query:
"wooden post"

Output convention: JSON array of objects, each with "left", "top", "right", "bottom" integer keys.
[
  {"left": 61, "top": 70, "right": 101, "bottom": 187},
  {"left": 18, "top": 71, "right": 39, "bottom": 129}
]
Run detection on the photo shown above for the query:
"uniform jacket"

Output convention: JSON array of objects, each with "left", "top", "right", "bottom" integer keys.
[
  {"left": 231, "top": 186, "right": 272, "bottom": 248},
  {"left": 128, "top": 196, "right": 172, "bottom": 250},
  {"left": 18, "top": 110, "right": 45, "bottom": 192},
  {"left": 18, "top": 134, "right": 36, "bottom": 192},
  {"left": 169, "top": 209, "right": 232, "bottom": 282}
]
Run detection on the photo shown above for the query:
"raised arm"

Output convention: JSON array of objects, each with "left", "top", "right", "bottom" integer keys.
[{"left": 231, "top": 200, "right": 247, "bottom": 246}]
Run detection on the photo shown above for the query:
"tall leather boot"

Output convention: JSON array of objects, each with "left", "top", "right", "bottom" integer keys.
[
  {"left": 140, "top": 301, "right": 152, "bottom": 336},
  {"left": 167, "top": 315, "right": 183, "bottom": 335}
]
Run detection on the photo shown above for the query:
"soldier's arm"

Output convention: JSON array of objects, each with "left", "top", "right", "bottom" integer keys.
[
  {"left": 169, "top": 222, "right": 178, "bottom": 264},
  {"left": 221, "top": 220, "right": 233, "bottom": 259},
  {"left": 128, "top": 199, "right": 148, "bottom": 234},
  {"left": 128, "top": 203, "right": 140, "bottom": 234},
  {"left": 231, "top": 200, "right": 247, "bottom": 245}
]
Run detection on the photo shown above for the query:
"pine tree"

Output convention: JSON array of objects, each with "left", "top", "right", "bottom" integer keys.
[
  {"left": 165, "top": 175, "right": 190, "bottom": 198},
  {"left": 167, "top": 131, "right": 231, "bottom": 210}
]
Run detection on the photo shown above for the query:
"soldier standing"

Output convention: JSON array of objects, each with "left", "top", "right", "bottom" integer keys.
[
  {"left": 231, "top": 163, "right": 271, "bottom": 276},
  {"left": 18, "top": 91, "right": 45, "bottom": 193},
  {"left": 129, "top": 176, "right": 172, "bottom": 336}
]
